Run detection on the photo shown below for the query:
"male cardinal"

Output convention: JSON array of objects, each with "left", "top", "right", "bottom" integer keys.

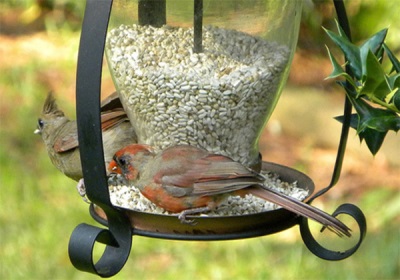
[
  {"left": 109, "top": 144, "right": 351, "bottom": 237},
  {"left": 35, "top": 92, "right": 137, "bottom": 199}
]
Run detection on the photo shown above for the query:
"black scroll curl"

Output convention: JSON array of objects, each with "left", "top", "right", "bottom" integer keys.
[{"left": 299, "top": 203, "right": 367, "bottom": 260}]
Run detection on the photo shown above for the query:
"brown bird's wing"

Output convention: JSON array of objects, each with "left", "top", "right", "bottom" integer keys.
[
  {"left": 100, "top": 92, "right": 131, "bottom": 130},
  {"left": 53, "top": 93, "right": 129, "bottom": 152},
  {"left": 53, "top": 112, "right": 128, "bottom": 152},
  {"left": 101, "top": 109, "right": 129, "bottom": 130},
  {"left": 100, "top": 91, "right": 123, "bottom": 111},
  {"left": 156, "top": 146, "right": 264, "bottom": 197},
  {"left": 53, "top": 122, "right": 79, "bottom": 153},
  {"left": 53, "top": 134, "right": 79, "bottom": 153},
  {"left": 190, "top": 154, "right": 265, "bottom": 196}
]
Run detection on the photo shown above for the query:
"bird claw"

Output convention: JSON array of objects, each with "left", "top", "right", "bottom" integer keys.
[
  {"left": 76, "top": 178, "right": 90, "bottom": 204},
  {"left": 178, "top": 206, "right": 212, "bottom": 225},
  {"left": 178, "top": 212, "right": 198, "bottom": 225}
]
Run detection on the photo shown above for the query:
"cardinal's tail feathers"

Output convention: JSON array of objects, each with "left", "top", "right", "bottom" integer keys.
[{"left": 250, "top": 186, "right": 351, "bottom": 237}]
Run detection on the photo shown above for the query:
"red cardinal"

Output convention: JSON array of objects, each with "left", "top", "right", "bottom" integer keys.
[{"left": 109, "top": 144, "right": 351, "bottom": 237}]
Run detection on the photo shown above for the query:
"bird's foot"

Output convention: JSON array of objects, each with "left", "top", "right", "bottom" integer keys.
[
  {"left": 178, "top": 214, "right": 197, "bottom": 225},
  {"left": 76, "top": 178, "right": 90, "bottom": 203},
  {"left": 178, "top": 207, "right": 211, "bottom": 225}
]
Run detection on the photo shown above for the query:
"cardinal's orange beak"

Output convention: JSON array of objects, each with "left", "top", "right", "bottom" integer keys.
[{"left": 108, "top": 159, "right": 122, "bottom": 174}]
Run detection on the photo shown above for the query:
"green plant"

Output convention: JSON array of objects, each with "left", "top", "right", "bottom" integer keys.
[{"left": 324, "top": 21, "right": 400, "bottom": 155}]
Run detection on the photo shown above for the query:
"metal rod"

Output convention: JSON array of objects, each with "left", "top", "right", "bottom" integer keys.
[
  {"left": 138, "top": 0, "right": 166, "bottom": 27},
  {"left": 308, "top": 0, "right": 353, "bottom": 203},
  {"left": 193, "top": 0, "right": 203, "bottom": 53},
  {"left": 71, "top": 0, "right": 132, "bottom": 276}
]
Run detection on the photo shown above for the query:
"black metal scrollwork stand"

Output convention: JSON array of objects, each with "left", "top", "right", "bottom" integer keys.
[
  {"left": 68, "top": 0, "right": 132, "bottom": 277},
  {"left": 68, "top": 0, "right": 367, "bottom": 276},
  {"left": 299, "top": 0, "right": 367, "bottom": 260}
]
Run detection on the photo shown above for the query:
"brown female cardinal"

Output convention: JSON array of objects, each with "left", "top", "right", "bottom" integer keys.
[
  {"left": 35, "top": 92, "right": 137, "bottom": 199},
  {"left": 109, "top": 144, "right": 351, "bottom": 237}
]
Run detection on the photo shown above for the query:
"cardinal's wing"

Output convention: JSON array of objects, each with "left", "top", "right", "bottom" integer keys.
[
  {"left": 53, "top": 122, "right": 79, "bottom": 153},
  {"left": 156, "top": 146, "right": 264, "bottom": 197},
  {"left": 101, "top": 109, "right": 129, "bottom": 130}
]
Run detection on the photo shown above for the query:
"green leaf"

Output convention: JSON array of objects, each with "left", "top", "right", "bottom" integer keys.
[
  {"left": 335, "top": 19, "right": 350, "bottom": 40},
  {"left": 363, "top": 114, "right": 400, "bottom": 132},
  {"left": 376, "top": 47, "right": 385, "bottom": 64},
  {"left": 360, "top": 129, "right": 388, "bottom": 155},
  {"left": 325, "top": 46, "right": 345, "bottom": 78},
  {"left": 386, "top": 74, "right": 400, "bottom": 107},
  {"left": 360, "top": 28, "right": 387, "bottom": 61},
  {"left": 385, "top": 88, "right": 399, "bottom": 107},
  {"left": 335, "top": 114, "right": 388, "bottom": 155},
  {"left": 340, "top": 80, "right": 359, "bottom": 98},
  {"left": 325, "top": 47, "right": 356, "bottom": 87},
  {"left": 334, "top": 113, "right": 359, "bottom": 129},
  {"left": 393, "top": 91, "right": 400, "bottom": 110},
  {"left": 383, "top": 43, "right": 400, "bottom": 73},
  {"left": 326, "top": 26, "right": 400, "bottom": 156},
  {"left": 324, "top": 27, "right": 362, "bottom": 79},
  {"left": 360, "top": 50, "right": 391, "bottom": 100},
  {"left": 352, "top": 98, "right": 400, "bottom": 133},
  {"left": 387, "top": 73, "right": 400, "bottom": 89}
]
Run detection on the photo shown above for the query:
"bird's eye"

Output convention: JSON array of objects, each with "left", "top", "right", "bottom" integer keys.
[
  {"left": 114, "top": 155, "right": 128, "bottom": 168},
  {"left": 38, "top": 119, "right": 44, "bottom": 129},
  {"left": 117, "top": 157, "right": 127, "bottom": 166}
]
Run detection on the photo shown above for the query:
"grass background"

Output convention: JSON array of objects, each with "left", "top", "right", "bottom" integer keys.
[{"left": 1, "top": 2, "right": 399, "bottom": 279}]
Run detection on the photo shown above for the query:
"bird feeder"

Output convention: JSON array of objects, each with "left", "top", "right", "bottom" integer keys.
[{"left": 69, "top": 0, "right": 367, "bottom": 277}]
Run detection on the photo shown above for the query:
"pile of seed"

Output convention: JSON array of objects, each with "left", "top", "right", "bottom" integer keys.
[
  {"left": 106, "top": 24, "right": 290, "bottom": 167},
  {"left": 108, "top": 171, "right": 309, "bottom": 216}
]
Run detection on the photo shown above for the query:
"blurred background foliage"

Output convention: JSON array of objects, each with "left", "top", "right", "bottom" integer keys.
[
  {"left": 301, "top": 0, "right": 400, "bottom": 50},
  {"left": 0, "top": 0, "right": 399, "bottom": 279},
  {"left": 2, "top": 0, "right": 400, "bottom": 46}
]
